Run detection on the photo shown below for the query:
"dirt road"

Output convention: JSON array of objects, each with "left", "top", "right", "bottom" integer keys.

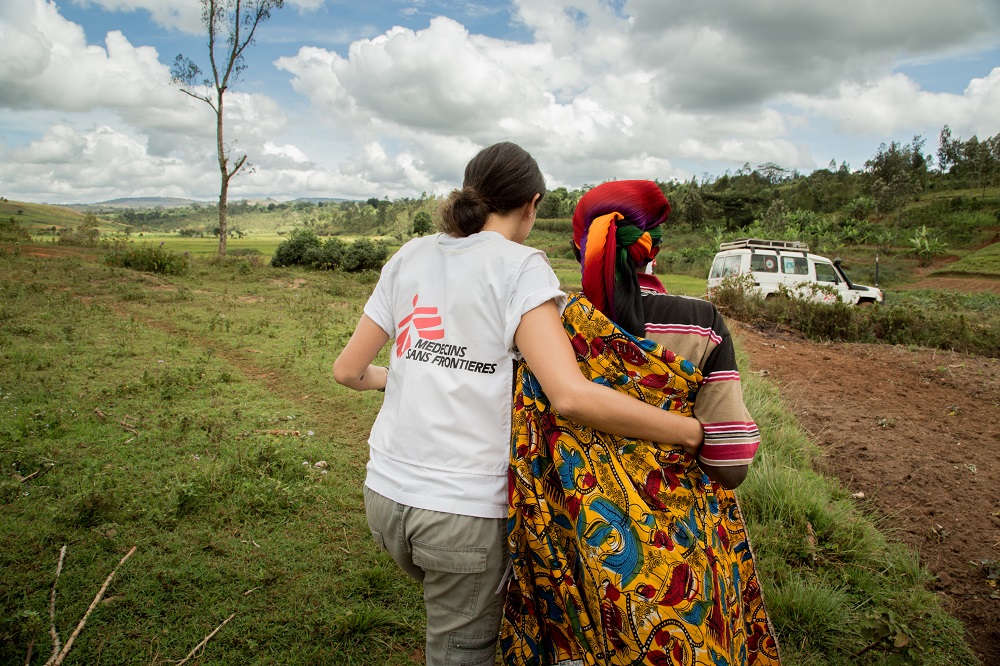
[{"left": 734, "top": 322, "right": 1000, "bottom": 662}]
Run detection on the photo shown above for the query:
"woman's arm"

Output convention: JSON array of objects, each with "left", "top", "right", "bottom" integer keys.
[
  {"left": 700, "top": 464, "right": 747, "bottom": 489},
  {"left": 514, "top": 301, "right": 703, "bottom": 454},
  {"left": 333, "top": 314, "right": 391, "bottom": 391}
]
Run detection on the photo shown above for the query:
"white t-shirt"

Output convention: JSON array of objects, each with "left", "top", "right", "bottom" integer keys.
[{"left": 363, "top": 231, "right": 565, "bottom": 518}]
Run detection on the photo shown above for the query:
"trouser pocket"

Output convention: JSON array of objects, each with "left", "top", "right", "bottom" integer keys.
[
  {"left": 446, "top": 628, "right": 498, "bottom": 665},
  {"left": 412, "top": 540, "right": 488, "bottom": 618}
]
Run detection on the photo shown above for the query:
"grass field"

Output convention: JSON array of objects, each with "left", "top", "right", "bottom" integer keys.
[
  {"left": 130, "top": 234, "right": 290, "bottom": 258},
  {"left": 1, "top": 200, "right": 93, "bottom": 231},
  {"left": 0, "top": 242, "right": 977, "bottom": 665},
  {"left": 932, "top": 240, "right": 1000, "bottom": 277}
]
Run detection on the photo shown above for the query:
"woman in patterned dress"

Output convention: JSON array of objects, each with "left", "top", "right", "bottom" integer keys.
[{"left": 502, "top": 181, "right": 780, "bottom": 665}]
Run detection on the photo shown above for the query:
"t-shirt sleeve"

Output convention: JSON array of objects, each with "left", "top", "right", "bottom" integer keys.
[
  {"left": 362, "top": 255, "right": 398, "bottom": 338},
  {"left": 695, "top": 308, "right": 760, "bottom": 467},
  {"left": 504, "top": 251, "right": 566, "bottom": 355}
]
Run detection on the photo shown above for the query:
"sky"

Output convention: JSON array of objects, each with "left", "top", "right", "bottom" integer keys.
[{"left": 1, "top": 0, "right": 999, "bottom": 204}]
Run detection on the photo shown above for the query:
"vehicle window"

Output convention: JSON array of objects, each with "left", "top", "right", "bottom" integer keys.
[
  {"left": 814, "top": 262, "right": 838, "bottom": 283},
  {"left": 709, "top": 257, "right": 725, "bottom": 279},
  {"left": 723, "top": 255, "right": 742, "bottom": 276},
  {"left": 782, "top": 256, "right": 808, "bottom": 275},
  {"left": 751, "top": 253, "right": 778, "bottom": 273}
]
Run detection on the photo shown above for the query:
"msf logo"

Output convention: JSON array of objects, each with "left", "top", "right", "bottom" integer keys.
[{"left": 395, "top": 294, "right": 444, "bottom": 357}]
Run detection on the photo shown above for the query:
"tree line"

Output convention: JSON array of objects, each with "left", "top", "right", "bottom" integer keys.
[{"left": 94, "top": 124, "right": 997, "bottom": 261}]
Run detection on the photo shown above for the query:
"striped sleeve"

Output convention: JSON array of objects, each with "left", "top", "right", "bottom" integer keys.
[{"left": 642, "top": 294, "right": 759, "bottom": 466}]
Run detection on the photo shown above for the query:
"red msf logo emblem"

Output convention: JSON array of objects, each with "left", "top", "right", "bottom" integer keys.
[{"left": 395, "top": 294, "right": 444, "bottom": 357}]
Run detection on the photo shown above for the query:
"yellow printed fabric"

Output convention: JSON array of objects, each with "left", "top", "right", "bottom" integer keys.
[{"left": 502, "top": 294, "right": 780, "bottom": 665}]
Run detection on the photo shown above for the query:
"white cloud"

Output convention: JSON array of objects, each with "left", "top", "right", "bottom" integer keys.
[
  {"left": 274, "top": 8, "right": 819, "bottom": 185},
  {"left": 0, "top": 123, "right": 197, "bottom": 201},
  {"left": 3, "top": 0, "right": 1000, "bottom": 203},
  {"left": 0, "top": 0, "right": 300, "bottom": 201},
  {"left": 261, "top": 141, "right": 310, "bottom": 165},
  {"left": 621, "top": 0, "right": 1000, "bottom": 109},
  {"left": 788, "top": 68, "right": 1000, "bottom": 139},
  {"left": 0, "top": 0, "right": 194, "bottom": 119},
  {"left": 278, "top": 17, "right": 558, "bottom": 135}
]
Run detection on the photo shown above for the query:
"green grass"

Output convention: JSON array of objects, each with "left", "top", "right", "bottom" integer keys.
[
  {"left": 660, "top": 273, "right": 707, "bottom": 296},
  {"left": 0, "top": 243, "right": 980, "bottom": 665},
  {"left": 0, "top": 200, "right": 94, "bottom": 231},
  {"left": 932, "top": 241, "right": 1000, "bottom": 277},
  {"left": 135, "top": 234, "right": 289, "bottom": 259},
  {"left": 0, "top": 248, "right": 418, "bottom": 665}
]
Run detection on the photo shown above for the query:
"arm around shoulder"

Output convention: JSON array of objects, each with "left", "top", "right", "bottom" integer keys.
[{"left": 514, "top": 301, "right": 703, "bottom": 454}]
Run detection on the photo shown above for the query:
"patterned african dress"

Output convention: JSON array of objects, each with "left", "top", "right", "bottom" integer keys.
[{"left": 502, "top": 294, "right": 780, "bottom": 666}]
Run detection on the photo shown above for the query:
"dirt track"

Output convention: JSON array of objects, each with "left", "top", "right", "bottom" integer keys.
[{"left": 734, "top": 322, "right": 1000, "bottom": 663}]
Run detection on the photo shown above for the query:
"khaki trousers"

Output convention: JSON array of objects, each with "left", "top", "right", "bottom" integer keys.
[{"left": 364, "top": 486, "right": 507, "bottom": 666}]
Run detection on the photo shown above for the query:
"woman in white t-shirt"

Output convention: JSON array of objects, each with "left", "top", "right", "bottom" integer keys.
[{"left": 333, "top": 142, "right": 703, "bottom": 665}]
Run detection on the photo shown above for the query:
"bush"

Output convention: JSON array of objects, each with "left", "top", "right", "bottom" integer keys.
[
  {"left": 342, "top": 237, "right": 389, "bottom": 272},
  {"left": 102, "top": 239, "right": 189, "bottom": 275},
  {"left": 270, "top": 229, "right": 322, "bottom": 267},
  {"left": 0, "top": 217, "right": 31, "bottom": 242},
  {"left": 303, "top": 237, "right": 346, "bottom": 270},
  {"left": 710, "top": 275, "right": 1000, "bottom": 356},
  {"left": 271, "top": 231, "right": 388, "bottom": 272},
  {"left": 908, "top": 225, "right": 948, "bottom": 266}
]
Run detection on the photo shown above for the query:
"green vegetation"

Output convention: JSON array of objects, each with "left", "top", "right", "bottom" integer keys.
[
  {"left": 4, "top": 123, "right": 999, "bottom": 292},
  {"left": 0, "top": 198, "right": 92, "bottom": 232},
  {"left": 0, "top": 216, "right": 32, "bottom": 243},
  {"left": 102, "top": 238, "right": 191, "bottom": 275},
  {"left": 0, "top": 248, "right": 979, "bottom": 664},
  {"left": 140, "top": 234, "right": 288, "bottom": 258},
  {"left": 933, "top": 241, "right": 1000, "bottom": 277},
  {"left": 270, "top": 229, "right": 390, "bottom": 272},
  {"left": 711, "top": 275, "right": 1000, "bottom": 357}
]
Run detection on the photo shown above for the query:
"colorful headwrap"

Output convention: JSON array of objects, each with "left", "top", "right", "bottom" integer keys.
[{"left": 572, "top": 180, "right": 671, "bottom": 337}]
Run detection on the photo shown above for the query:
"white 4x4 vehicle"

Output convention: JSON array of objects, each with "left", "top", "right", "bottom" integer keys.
[{"left": 707, "top": 238, "right": 883, "bottom": 306}]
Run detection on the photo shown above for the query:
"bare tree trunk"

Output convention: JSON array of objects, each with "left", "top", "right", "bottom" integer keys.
[
  {"left": 171, "top": 0, "right": 283, "bottom": 259},
  {"left": 215, "top": 91, "right": 228, "bottom": 257},
  {"left": 218, "top": 175, "right": 229, "bottom": 258}
]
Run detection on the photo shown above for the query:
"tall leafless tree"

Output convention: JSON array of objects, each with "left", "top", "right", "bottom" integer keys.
[{"left": 171, "top": 0, "right": 284, "bottom": 258}]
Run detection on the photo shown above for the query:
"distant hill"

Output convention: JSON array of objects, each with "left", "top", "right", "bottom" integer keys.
[
  {"left": 71, "top": 197, "right": 210, "bottom": 210},
  {"left": 291, "top": 197, "right": 351, "bottom": 204},
  {"left": 0, "top": 199, "right": 89, "bottom": 230}
]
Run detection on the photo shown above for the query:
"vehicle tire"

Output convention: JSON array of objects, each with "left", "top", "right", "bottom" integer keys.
[{"left": 856, "top": 299, "right": 874, "bottom": 308}]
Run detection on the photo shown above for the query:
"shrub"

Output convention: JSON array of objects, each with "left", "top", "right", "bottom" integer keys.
[
  {"left": 342, "top": 237, "right": 389, "bottom": 272},
  {"left": 303, "top": 237, "right": 346, "bottom": 270},
  {"left": 710, "top": 277, "right": 1000, "bottom": 356},
  {"left": 908, "top": 225, "right": 948, "bottom": 266},
  {"left": 0, "top": 217, "right": 31, "bottom": 242},
  {"left": 271, "top": 231, "right": 387, "bottom": 272},
  {"left": 270, "top": 229, "right": 322, "bottom": 267},
  {"left": 102, "top": 239, "right": 189, "bottom": 275},
  {"left": 59, "top": 215, "right": 101, "bottom": 246}
]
